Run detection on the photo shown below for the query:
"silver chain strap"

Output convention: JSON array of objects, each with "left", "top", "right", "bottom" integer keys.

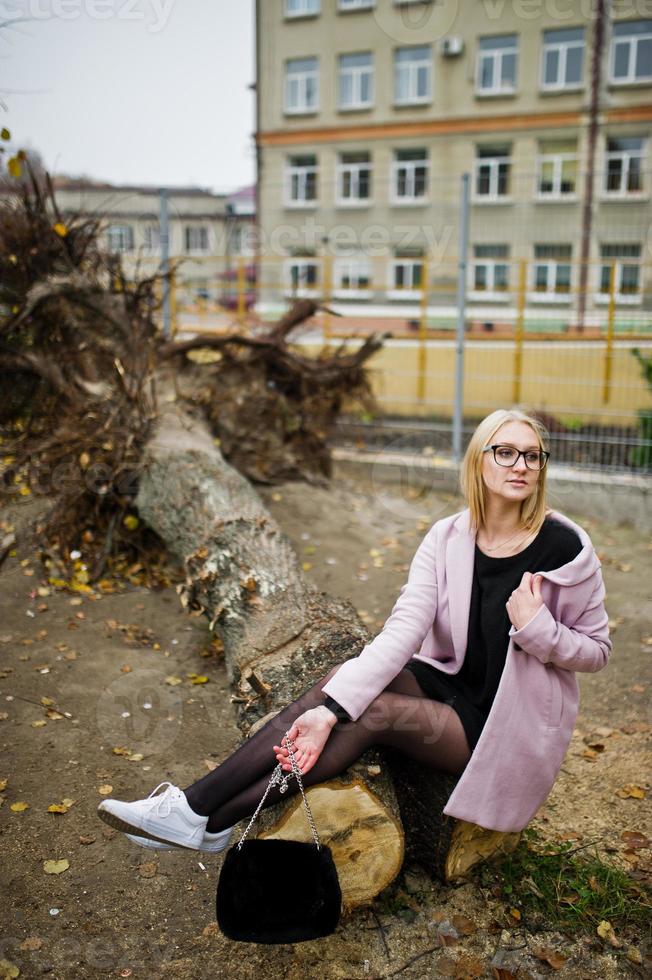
[{"left": 236, "top": 731, "right": 321, "bottom": 851}]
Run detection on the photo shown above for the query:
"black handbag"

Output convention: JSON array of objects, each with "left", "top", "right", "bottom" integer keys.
[{"left": 215, "top": 732, "right": 342, "bottom": 944}]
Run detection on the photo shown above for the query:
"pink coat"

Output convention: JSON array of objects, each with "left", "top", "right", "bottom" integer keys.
[{"left": 322, "top": 508, "right": 611, "bottom": 832}]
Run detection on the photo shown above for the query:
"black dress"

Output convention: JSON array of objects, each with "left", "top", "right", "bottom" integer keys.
[{"left": 403, "top": 516, "right": 583, "bottom": 751}]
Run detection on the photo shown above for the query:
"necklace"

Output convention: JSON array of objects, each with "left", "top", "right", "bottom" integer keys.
[{"left": 479, "top": 528, "right": 530, "bottom": 553}]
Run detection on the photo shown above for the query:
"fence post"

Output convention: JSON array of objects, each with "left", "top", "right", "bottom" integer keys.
[
  {"left": 453, "top": 173, "right": 470, "bottom": 463},
  {"left": 237, "top": 256, "right": 247, "bottom": 326},
  {"left": 417, "top": 259, "right": 429, "bottom": 404},
  {"left": 512, "top": 259, "right": 527, "bottom": 404},
  {"left": 159, "top": 187, "right": 171, "bottom": 339},
  {"left": 602, "top": 259, "right": 617, "bottom": 403},
  {"left": 322, "top": 253, "right": 332, "bottom": 343}
]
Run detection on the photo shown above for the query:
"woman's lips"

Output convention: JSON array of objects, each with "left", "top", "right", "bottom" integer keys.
[{"left": 508, "top": 480, "right": 527, "bottom": 486}]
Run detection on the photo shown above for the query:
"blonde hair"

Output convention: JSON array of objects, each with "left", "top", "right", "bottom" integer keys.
[{"left": 460, "top": 409, "right": 550, "bottom": 533}]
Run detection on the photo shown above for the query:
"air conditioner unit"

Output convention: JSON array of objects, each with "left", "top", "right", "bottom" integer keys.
[{"left": 440, "top": 36, "right": 464, "bottom": 57}]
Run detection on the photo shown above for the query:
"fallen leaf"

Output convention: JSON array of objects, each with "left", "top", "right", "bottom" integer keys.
[
  {"left": 621, "top": 722, "right": 650, "bottom": 734},
  {"left": 19, "top": 938, "right": 42, "bottom": 951},
  {"left": 40, "top": 696, "right": 55, "bottom": 707},
  {"left": 616, "top": 785, "right": 646, "bottom": 799},
  {"left": 31, "top": 720, "right": 47, "bottom": 728},
  {"left": 46, "top": 710, "right": 64, "bottom": 720},
  {"left": 508, "top": 907, "right": 521, "bottom": 920},
  {"left": 187, "top": 674, "right": 208, "bottom": 684},
  {"left": 43, "top": 859, "right": 69, "bottom": 875},
  {"left": 0, "top": 779, "right": 7, "bottom": 792},
  {"left": 10, "top": 801, "right": 29, "bottom": 812},
  {"left": 47, "top": 803, "right": 69, "bottom": 814},
  {"left": 138, "top": 861, "right": 157, "bottom": 878},
  {"left": 597, "top": 919, "right": 622, "bottom": 947},
  {"left": 616, "top": 562, "right": 632, "bottom": 572},
  {"left": 79, "top": 835, "right": 96, "bottom": 845},
  {"left": 0, "top": 960, "right": 20, "bottom": 978},
  {"left": 165, "top": 675, "right": 183, "bottom": 686},
  {"left": 531, "top": 946, "right": 568, "bottom": 969},
  {"left": 451, "top": 914, "right": 477, "bottom": 936},
  {"left": 630, "top": 684, "right": 646, "bottom": 693},
  {"left": 98, "top": 784, "right": 113, "bottom": 795},
  {"left": 621, "top": 830, "right": 650, "bottom": 849}
]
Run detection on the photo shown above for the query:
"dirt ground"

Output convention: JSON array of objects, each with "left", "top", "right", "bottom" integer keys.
[{"left": 0, "top": 472, "right": 650, "bottom": 980}]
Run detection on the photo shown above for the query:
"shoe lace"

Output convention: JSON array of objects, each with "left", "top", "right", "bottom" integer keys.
[{"left": 145, "top": 781, "right": 180, "bottom": 818}]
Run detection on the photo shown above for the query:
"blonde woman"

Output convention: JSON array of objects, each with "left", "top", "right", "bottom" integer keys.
[{"left": 98, "top": 409, "right": 611, "bottom": 849}]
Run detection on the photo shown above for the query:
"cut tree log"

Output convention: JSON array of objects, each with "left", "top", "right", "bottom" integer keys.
[{"left": 135, "top": 399, "right": 521, "bottom": 903}]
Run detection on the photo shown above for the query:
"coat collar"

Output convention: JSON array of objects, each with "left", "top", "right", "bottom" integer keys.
[{"left": 447, "top": 509, "right": 476, "bottom": 661}]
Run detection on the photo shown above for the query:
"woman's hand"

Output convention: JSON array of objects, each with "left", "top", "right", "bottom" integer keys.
[
  {"left": 506, "top": 571, "right": 544, "bottom": 631},
  {"left": 273, "top": 706, "right": 337, "bottom": 776}
]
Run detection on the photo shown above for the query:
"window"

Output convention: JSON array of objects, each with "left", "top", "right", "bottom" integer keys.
[
  {"left": 285, "top": 57, "right": 319, "bottom": 114},
  {"left": 604, "top": 137, "right": 645, "bottom": 194},
  {"left": 598, "top": 243, "right": 641, "bottom": 299},
  {"left": 339, "top": 52, "right": 374, "bottom": 110},
  {"left": 142, "top": 225, "right": 160, "bottom": 252},
  {"left": 471, "top": 244, "right": 510, "bottom": 294},
  {"left": 285, "top": 258, "right": 320, "bottom": 297},
  {"left": 389, "top": 250, "right": 424, "bottom": 300},
  {"left": 394, "top": 46, "right": 431, "bottom": 104},
  {"left": 184, "top": 226, "right": 209, "bottom": 252},
  {"left": 476, "top": 35, "right": 517, "bottom": 94},
  {"left": 285, "top": 0, "right": 320, "bottom": 17},
  {"left": 531, "top": 244, "right": 572, "bottom": 298},
  {"left": 391, "top": 148, "right": 429, "bottom": 203},
  {"left": 106, "top": 224, "right": 134, "bottom": 253},
  {"left": 334, "top": 256, "right": 372, "bottom": 298},
  {"left": 337, "top": 151, "right": 372, "bottom": 205},
  {"left": 610, "top": 19, "right": 652, "bottom": 83},
  {"left": 285, "top": 154, "right": 318, "bottom": 206},
  {"left": 537, "top": 139, "right": 577, "bottom": 196},
  {"left": 338, "top": 0, "right": 375, "bottom": 9},
  {"left": 474, "top": 145, "right": 511, "bottom": 198},
  {"left": 541, "top": 26, "right": 584, "bottom": 89}
]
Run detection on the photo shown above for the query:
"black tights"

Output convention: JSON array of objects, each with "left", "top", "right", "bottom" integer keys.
[{"left": 183, "top": 664, "right": 472, "bottom": 834}]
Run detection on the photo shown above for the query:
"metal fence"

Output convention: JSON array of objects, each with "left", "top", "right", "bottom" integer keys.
[{"left": 133, "top": 168, "right": 652, "bottom": 475}]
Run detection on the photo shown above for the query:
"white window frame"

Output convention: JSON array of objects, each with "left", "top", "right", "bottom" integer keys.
[
  {"left": 338, "top": 0, "right": 375, "bottom": 10},
  {"left": 476, "top": 37, "right": 518, "bottom": 95},
  {"left": 284, "top": 58, "right": 319, "bottom": 114},
  {"left": 284, "top": 258, "right": 320, "bottom": 298},
  {"left": 394, "top": 47, "right": 432, "bottom": 105},
  {"left": 142, "top": 225, "right": 160, "bottom": 253},
  {"left": 603, "top": 139, "right": 645, "bottom": 196},
  {"left": 184, "top": 226, "right": 209, "bottom": 253},
  {"left": 333, "top": 257, "right": 373, "bottom": 299},
  {"left": 107, "top": 224, "right": 134, "bottom": 253},
  {"left": 540, "top": 30, "right": 584, "bottom": 91},
  {"left": 473, "top": 154, "right": 511, "bottom": 200},
  {"left": 336, "top": 155, "right": 372, "bottom": 206},
  {"left": 468, "top": 257, "right": 511, "bottom": 301},
  {"left": 536, "top": 152, "right": 577, "bottom": 199},
  {"left": 338, "top": 53, "right": 374, "bottom": 110},
  {"left": 610, "top": 21, "right": 652, "bottom": 85},
  {"left": 285, "top": 156, "right": 318, "bottom": 208},
  {"left": 285, "top": 0, "right": 320, "bottom": 18},
  {"left": 391, "top": 152, "right": 429, "bottom": 204},
  {"left": 528, "top": 248, "right": 573, "bottom": 302},
  {"left": 387, "top": 258, "right": 424, "bottom": 300},
  {"left": 595, "top": 247, "right": 642, "bottom": 305}
]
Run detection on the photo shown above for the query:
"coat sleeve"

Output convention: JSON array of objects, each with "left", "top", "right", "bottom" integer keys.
[
  {"left": 508, "top": 569, "right": 611, "bottom": 673},
  {"left": 320, "top": 522, "right": 440, "bottom": 720}
]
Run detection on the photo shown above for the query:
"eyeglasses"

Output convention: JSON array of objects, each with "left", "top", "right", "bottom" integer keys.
[{"left": 482, "top": 444, "right": 550, "bottom": 471}]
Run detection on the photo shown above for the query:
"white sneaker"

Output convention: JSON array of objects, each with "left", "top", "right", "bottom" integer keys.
[
  {"left": 97, "top": 781, "right": 208, "bottom": 850},
  {"left": 124, "top": 825, "right": 234, "bottom": 853}
]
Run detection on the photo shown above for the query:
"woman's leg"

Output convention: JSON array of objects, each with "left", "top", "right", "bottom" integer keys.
[
  {"left": 182, "top": 662, "right": 346, "bottom": 818},
  {"left": 183, "top": 665, "right": 471, "bottom": 834}
]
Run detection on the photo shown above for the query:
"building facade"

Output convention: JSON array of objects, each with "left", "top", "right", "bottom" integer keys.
[
  {"left": 255, "top": 0, "right": 652, "bottom": 328},
  {"left": 52, "top": 179, "right": 255, "bottom": 307}
]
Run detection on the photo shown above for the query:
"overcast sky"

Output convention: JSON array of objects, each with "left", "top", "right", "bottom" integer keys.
[{"left": 2, "top": 0, "right": 256, "bottom": 193}]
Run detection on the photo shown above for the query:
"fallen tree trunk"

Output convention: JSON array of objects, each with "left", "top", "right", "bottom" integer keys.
[{"left": 135, "top": 400, "right": 520, "bottom": 904}]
